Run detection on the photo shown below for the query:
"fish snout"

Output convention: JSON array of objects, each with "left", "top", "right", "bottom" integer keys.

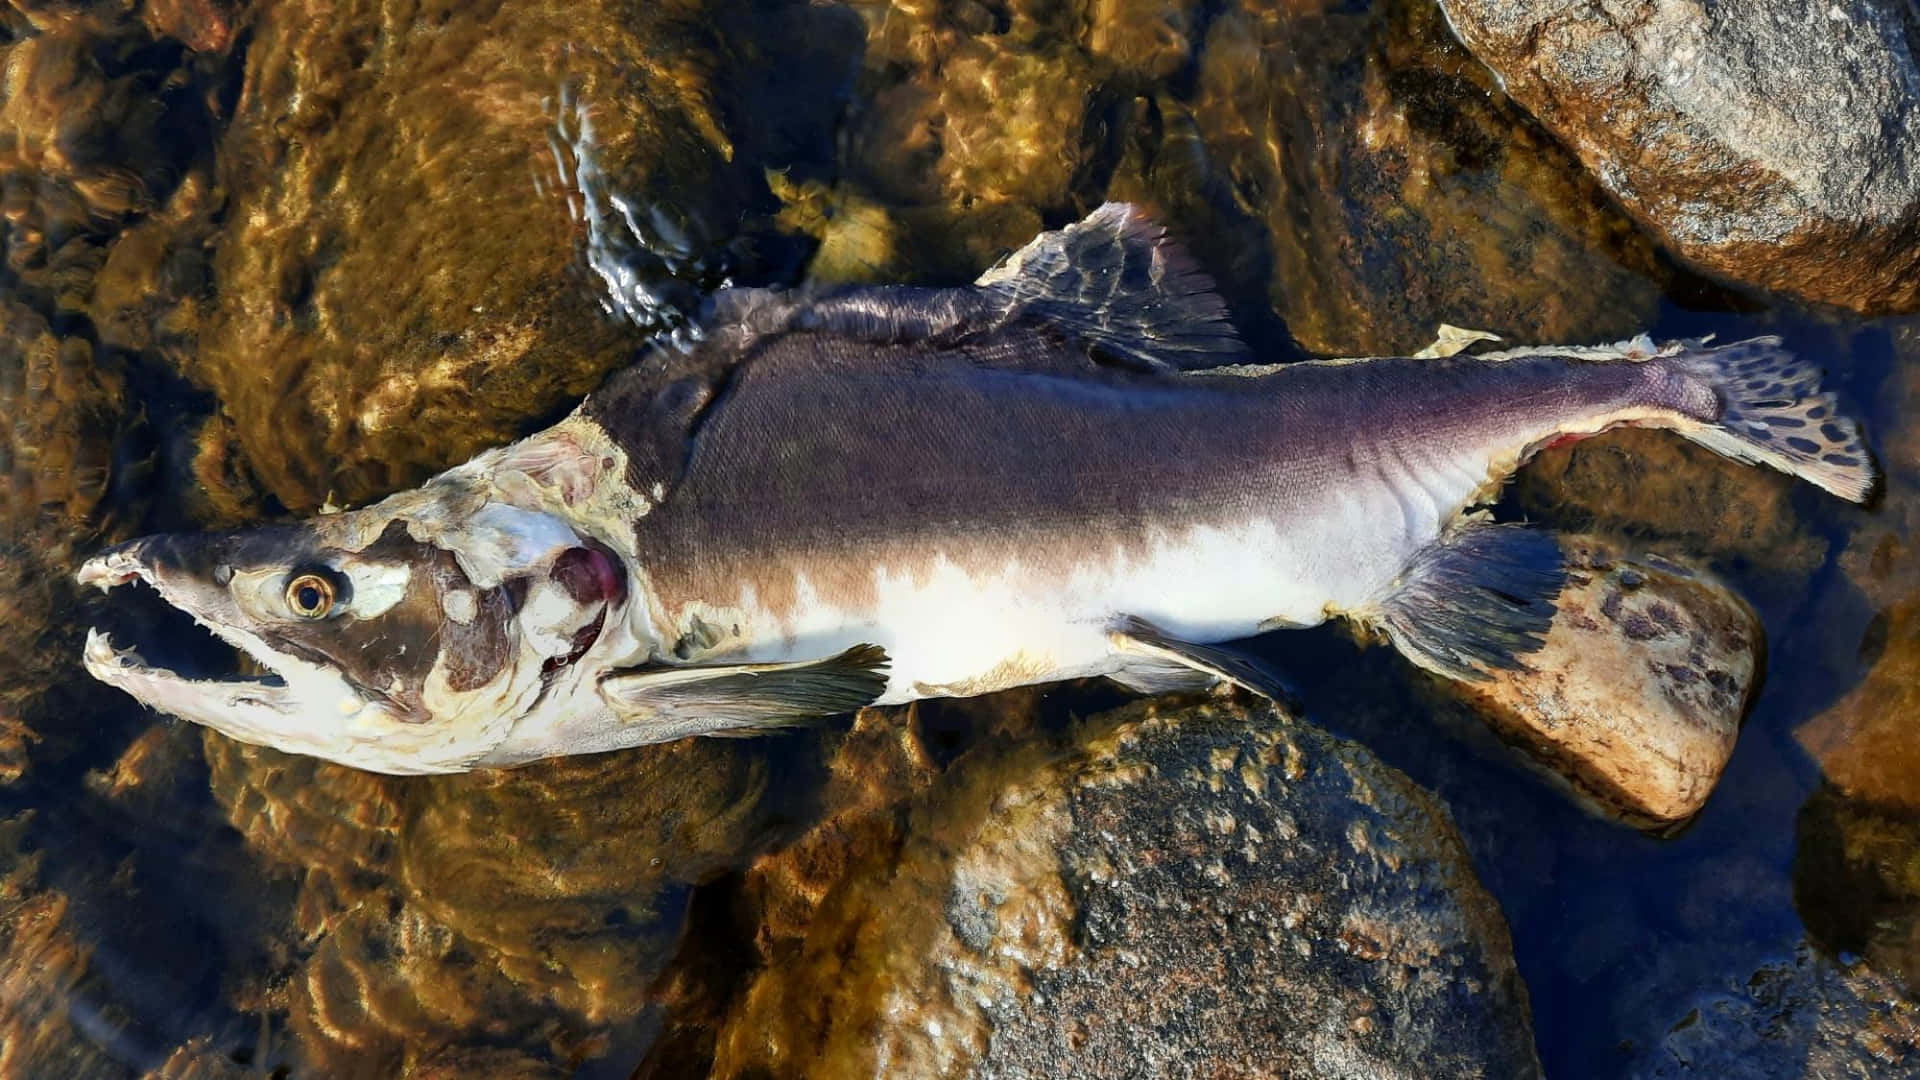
[
  {"left": 76, "top": 533, "right": 242, "bottom": 596},
  {"left": 76, "top": 536, "right": 161, "bottom": 590}
]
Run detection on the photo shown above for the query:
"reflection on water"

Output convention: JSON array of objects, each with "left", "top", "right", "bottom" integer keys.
[{"left": 1, "top": 0, "right": 1916, "bottom": 1075}]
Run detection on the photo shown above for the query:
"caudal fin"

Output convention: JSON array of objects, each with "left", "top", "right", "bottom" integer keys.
[{"left": 1668, "top": 337, "right": 1877, "bottom": 502}]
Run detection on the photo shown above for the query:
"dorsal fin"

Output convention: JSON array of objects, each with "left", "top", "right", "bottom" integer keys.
[
  {"left": 975, "top": 202, "right": 1248, "bottom": 371},
  {"left": 683, "top": 204, "right": 1245, "bottom": 373}
]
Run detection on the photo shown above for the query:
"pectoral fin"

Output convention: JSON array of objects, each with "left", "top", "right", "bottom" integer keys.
[
  {"left": 599, "top": 644, "right": 890, "bottom": 739},
  {"left": 1108, "top": 616, "right": 1294, "bottom": 704}
]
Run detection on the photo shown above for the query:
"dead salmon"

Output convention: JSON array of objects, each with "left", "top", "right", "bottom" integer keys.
[{"left": 76, "top": 205, "right": 1875, "bottom": 774}]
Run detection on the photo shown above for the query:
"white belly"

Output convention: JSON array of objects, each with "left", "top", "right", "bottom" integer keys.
[{"left": 710, "top": 500, "right": 1435, "bottom": 705}]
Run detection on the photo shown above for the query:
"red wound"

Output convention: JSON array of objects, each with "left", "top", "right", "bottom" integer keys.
[{"left": 550, "top": 545, "right": 627, "bottom": 606}]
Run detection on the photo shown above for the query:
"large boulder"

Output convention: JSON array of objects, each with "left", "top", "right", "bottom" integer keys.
[
  {"left": 712, "top": 699, "right": 1542, "bottom": 1079},
  {"left": 1436, "top": 0, "right": 1920, "bottom": 314}
]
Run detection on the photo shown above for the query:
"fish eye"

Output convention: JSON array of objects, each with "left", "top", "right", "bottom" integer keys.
[{"left": 285, "top": 571, "right": 340, "bottom": 619}]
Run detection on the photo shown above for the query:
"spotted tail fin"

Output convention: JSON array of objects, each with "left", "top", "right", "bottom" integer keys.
[{"left": 1666, "top": 337, "right": 1876, "bottom": 502}]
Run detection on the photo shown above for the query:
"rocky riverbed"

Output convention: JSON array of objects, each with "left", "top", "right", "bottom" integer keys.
[{"left": 2, "top": 0, "right": 1918, "bottom": 1076}]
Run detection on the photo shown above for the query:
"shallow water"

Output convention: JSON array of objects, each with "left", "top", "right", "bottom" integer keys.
[{"left": 2, "top": 0, "right": 1916, "bottom": 1076}]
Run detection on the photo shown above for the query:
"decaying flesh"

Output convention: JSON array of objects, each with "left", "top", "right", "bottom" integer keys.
[{"left": 77, "top": 205, "right": 1877, "bottom": 774}]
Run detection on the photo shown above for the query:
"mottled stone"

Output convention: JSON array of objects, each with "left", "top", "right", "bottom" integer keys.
[
  {"left": 712, "top": 699, "right": 1541, "bottom": 1079},
  {"left": 1437, "top": 0, "right": 1920, "bottom": 314},
  {"left": 1457, "top": 538, "right": 1757, "bottom": 830}
]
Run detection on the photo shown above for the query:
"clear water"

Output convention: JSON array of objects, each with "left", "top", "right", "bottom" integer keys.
[{"left": 1, "top": 0, "right": 1914, "bottom": 1076}]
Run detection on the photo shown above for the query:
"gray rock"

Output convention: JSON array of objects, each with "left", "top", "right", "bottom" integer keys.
[
  {"left": 712, "top": 700, "right": 1542, "bottom": 1079},
  {"left": 1436, "top": 0, "right": 1920, "bottom": 313}
]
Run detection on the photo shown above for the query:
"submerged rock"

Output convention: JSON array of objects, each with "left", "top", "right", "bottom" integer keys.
[
  {"left": 201, "top": 735, "right": 796, "bottom": 1075},
  {"left": 1798, "top": 321, "right": 1920, "bottom": 811},
  {"left": 1454, "top": 538, "right": 1757, "bottom": 830},
  {"left": 1513, "top": 428, "right": 1829, "bottom": 579},
  {"left": 1628, "top": 945, "right": 1920, "bottom": 1078},
  {"left": 1436, "top": 0, "right": 1920, "bottom": 314},
  {"left": 1795, "top": 784, "right": 1920, "bottom": 990},
  {"left": 782, "top": 0, "right": 1662, "bottom": 356},
  {"left": 1153, "top": 0, "right": 1665, "bottom": 355},
  {"left": 712, "top": 699, "right": 1542, "bottom": 1079},
  {"left": 191, "top": 0, "right": 767, "bottom": 513}
]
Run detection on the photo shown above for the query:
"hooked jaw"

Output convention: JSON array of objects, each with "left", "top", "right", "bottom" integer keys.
[{"left": 75, "top": 538, "right": 398, "bottom": 766}]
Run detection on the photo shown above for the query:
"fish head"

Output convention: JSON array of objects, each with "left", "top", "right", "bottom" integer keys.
[{"left": 76, "top": 488, "right": 631, "bottom": 774}]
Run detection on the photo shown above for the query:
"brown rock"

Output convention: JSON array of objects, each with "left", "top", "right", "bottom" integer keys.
[
  {"left": 712, "top": 699, "right": 1541, "bottom": 1079},
  {"left": 1799, "top": 592, "right": 1920, "bottom": 812},
  {"left": 796, "top": 0, "right": 1663, "bottom": 356},
  {"left": 193, "top": 0, "right": 749, "bottom": 511},
  {"left": 1513, "top": 427, "right": 1828, "bottom": 578},
  {"left": 204, "top": 733, "right": 794, "bottom": 1073},
  {"left": 141, "top": 0, "right": 237, "bottom": 53},
  {"left": 1796, "top": 785, "right": 1920, "bottom": 989},
  {"left": 1127, "top": 0, "right": 1664, "bottom": 356},
  {"left": 1456, "top": 538, "right": 1758, "bottom": 830},
  {"left": 1437, "top": 0, "right": 1920, "bottom": 314},
  {"left": 1798, "top": 320, "right": 1920, "bottom": 810}
]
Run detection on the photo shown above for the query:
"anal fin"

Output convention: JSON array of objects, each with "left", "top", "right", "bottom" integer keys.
[
  {"left": 1354, "top": 518, "right": 1563, "bottom": 682},
  {"left": 1106, "top": 662, "right": 1221, "bottom": 697},
  {"left": 1108, "top": 616, "right": 1294, "bottom": 704},
  {"left": 600, "top": 644, "right": 890, "bottom": 739}
]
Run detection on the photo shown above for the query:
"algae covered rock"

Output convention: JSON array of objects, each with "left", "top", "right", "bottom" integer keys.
[
  {"left": 192, "top": 0, "right": 760, "bottom": 513},
  {"left": 1454, "top": 538, "right": 1758, "bottom": 830},
  {"left": 1151, "top": 0, "right": 1665, "bottom": 356},
  {"left": 1437, "top": 0, "right": 1920, "bottom": 314},
  {"left": 200, "top": 735, "right": 797, "bottom": 1075},
  {"left": 712, "top": 699, "right": 1542, "bottom": 1079}
]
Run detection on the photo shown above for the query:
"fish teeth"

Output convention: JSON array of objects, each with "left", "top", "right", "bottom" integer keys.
[
  {"left": 82, "top": 627, "right": 153, "bottom": 671},
  {"left": 75, "top": 553, "right": 141, "bottom": 592}
]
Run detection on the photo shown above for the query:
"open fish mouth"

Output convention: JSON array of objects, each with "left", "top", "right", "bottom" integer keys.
[{"left": 77, "top": 546, "right": 303, "bottom": 713}]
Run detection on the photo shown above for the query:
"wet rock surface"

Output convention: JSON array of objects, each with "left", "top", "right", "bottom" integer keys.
[
  {"left": 1627, "top": 945, "right": 1919, "bottom": 1078},
  {"left": 1454, "top": 538, "right": 1757, "bottom": 830},
  {"left": 711, "top": 699, "right": 1542, "bottom": 1079},
  {"left": 1436, "top": 0, "right": 1920, "bottom": 314},
  {"left": 0, "top": 0, "right": 1912, "bottom": 1075}
]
